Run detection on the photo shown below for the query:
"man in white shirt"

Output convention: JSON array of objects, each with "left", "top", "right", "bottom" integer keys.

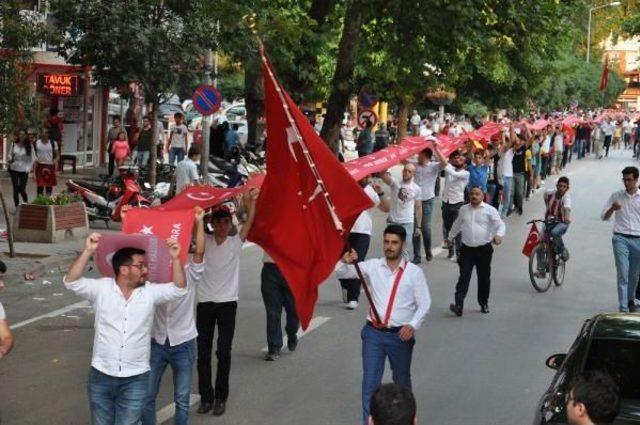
[
  {"left": 337, "top": 176, "right": 390, "bottom": 311},
  {"left": 412, "top": 146, "right": 446, "bottom": 263},
  {"left": 142, "top": 207, "right": 206, "bottom": 425},
  {"left": 410, "top": 110, "right": 421, "bottom": 136},
  {"left": 542, "top": 177, "right": 572, "bottom": 263},
  {"left": 196, "top": 189, "right": 258, "bottom": 416},
  {"left": 601, "top": 166, "right": 640, "bottom": 312},
  {"left": 498, "top": 128, "right": 516, "bottom": 218},
  {"left": 447, "top": 186, "right": 505, "bottom": 316},
  {"left": 64, "top": 233, "right": 187, "bottom": 425},
  {"left": 175, "top": 145, "right": 202, "bottom": 193},
  {"left": 381, "top": 165, "right": 422, "bottom": 261},
  {"left": 601, "top": 118, "right": 614, "bottom": 158},
  {"left": 337, "top": 225, "right": 430, "bottom": 424},
  {"left": 551, "top": 127, "right": 564, "bottom": 175},
  {"left": 0, "top": 260, "right": 14, "bottom": 360},
  {"left": 441, "top": 150, "right": 470, "bottom": 260},
  {"left": 168, "top": 112, "right": 189, "bottom": 166}
]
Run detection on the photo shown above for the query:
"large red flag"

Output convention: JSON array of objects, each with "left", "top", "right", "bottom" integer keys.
[
  {"left": 248, "top": 52, "right": 373, "bottom": 329},
  {"left": 599, "top": 58, "right": 610, "bottom": 92},
  {"left": 122, "top": 208, "right": 195, "bottom": 265}
]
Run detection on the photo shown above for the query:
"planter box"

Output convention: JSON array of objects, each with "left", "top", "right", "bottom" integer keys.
[{"left": 14, "top": 202, "right": 89, "bottom": 243}]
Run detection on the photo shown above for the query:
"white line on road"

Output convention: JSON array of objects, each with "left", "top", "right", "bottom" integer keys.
[
  {"left": 10, "top": 300, "right": 90, "bottom": 330},
  {"left": 156, "top": 394, "right": 200, "bottom": 424},
  {"left": 260, "top": 316, "right": 331, "bottom": 353}
]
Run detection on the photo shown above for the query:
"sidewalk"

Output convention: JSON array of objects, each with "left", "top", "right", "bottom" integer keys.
[{"left": 0, "top": 164, "right": 116, "bottom": 281}]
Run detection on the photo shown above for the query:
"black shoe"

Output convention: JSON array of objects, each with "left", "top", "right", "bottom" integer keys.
[
  {"left": 480, "top": 304, "right": 490, "bottom": 314},
  {"left": 197, "top": 402, "right": 212, "bottom": 414},
  {"left": 447, "top": 250, "right": 454, "bottom": 259},
  {"left": 288, "top": 338, "right": 298, "bottom": 352},
  {"left": 264, "top": 350, "right": 280, "bottom": 361},
  {"left": 213, "top": 400, "right": 226, "bottom": 416},
  {"left": 426, "top": 251, "right": 433, "bottom": 261},
  {"left": 412, "top": 256, "right": 421, "bottom": 264},
  {"left": 629, "top": 301, "right": 637, "bottom": 313},
  {"left": 449, "top": 303, "right": 463, "bottom": 317}
]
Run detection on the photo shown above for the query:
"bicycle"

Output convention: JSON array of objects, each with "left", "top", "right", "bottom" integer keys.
[{"left": 527, "top": 218, "right": 567, "bottom": 292}]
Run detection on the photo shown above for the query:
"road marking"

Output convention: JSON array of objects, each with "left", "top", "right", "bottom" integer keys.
[
  {"left": 156, "top": 394, "right": 200, "bottom": 424},
  {"left": 260, "top": 316, "right": 331, "bottom": 353},
  {"left": 10, "top": 300, "right": 90, "bottom": 330}
]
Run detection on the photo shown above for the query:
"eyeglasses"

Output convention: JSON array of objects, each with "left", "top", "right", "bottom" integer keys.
[
  {"left": 128, "top": 263, "right": 148, "bottom": 270},
  {"left": 622, "top": 177, "right": 636, "bottom": 182}
]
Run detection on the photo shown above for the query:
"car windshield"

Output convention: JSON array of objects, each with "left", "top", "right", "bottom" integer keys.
[{"left": 584, "top": 338, "right": 640, "bottom": 399}]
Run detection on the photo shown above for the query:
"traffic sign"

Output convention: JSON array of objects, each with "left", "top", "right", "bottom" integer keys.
[
  {"left": 192, "top": 84, "right": 222, "bottom": 116},
  {"left": 358, "top": 89, "right": 378, "bottom": 109},
  {"left": 358, "top": 109, "right": 378, "bottom": 128}
]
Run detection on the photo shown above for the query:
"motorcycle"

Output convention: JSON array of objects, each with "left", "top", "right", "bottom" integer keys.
[{"left": 66, "top": 166, "right": 151, "bottom": 227}]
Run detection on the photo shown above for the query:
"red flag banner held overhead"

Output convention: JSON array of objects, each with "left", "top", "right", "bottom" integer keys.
[
  {"left": 248, "top": 52, "right": 373, "bottom": 330},
  {"left": 122, "top": 207, "right": 195, "bottom": 266}
]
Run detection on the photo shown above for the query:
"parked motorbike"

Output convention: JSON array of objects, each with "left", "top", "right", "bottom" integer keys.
[{"left": 66, "top": 166, "right": 151, "bottom": 227}]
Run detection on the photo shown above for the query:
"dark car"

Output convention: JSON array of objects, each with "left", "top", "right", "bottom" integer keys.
[{"left": 534, "top": 313, "right": 640, "bottom": 424}]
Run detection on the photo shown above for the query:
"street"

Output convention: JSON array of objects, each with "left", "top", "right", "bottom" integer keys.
[{"left": 0, "top": 151, "right": 635, "bottom": 425}]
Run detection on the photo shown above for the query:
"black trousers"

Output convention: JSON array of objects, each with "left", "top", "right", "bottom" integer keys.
[
  {"left": 454, "top": 243, "right": 493, "bottom": 308},
  {"left": 196, "top": 301, "right": 237, "bottom": 403},
  {"left": 339, "top": 232, "right": 371, "bottom": 302},
  {"left": 442, "top": 202, "right": 463, "bottom": 257},
  {"left": 604, "top": 135, "right": 612, "bottom": 157},
  {"left": 8, "top": 170, "right": 28, "bottom": 207},
  {"left": 261, "top": 263, "right": 299, "bottom": 354}
]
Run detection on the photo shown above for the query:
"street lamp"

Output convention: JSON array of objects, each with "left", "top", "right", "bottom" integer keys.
[{"left": 587, "top": 1, "right": 622, "bottom": 63}]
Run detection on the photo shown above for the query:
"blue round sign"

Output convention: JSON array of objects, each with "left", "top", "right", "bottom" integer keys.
[{"left": 192, "top": 84, "right": 222, "bottom": 116}]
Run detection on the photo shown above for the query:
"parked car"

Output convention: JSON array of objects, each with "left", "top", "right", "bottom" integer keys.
[
  {"left": 188, "top": 102, "right": 248, "bottom": 145},
  {"left": 534, "top": 313, "right": 640, "bottom": 424}
]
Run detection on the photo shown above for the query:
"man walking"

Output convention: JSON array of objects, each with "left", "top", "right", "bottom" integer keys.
[
  {"left": 167, "top": 112, "right": 188, "bottom": 166},
  {"left": 381, "top": 164, "right": 422, "bottom": 260},
  {"left": 338, "top": 176, "right": 390, "bottom": 310},
  {"left": 64, "top": 233, "right": 187, "bottom": 425},
  {"left": 197, "top": 190, "right": 258, "bottom": 416},
  {"left": 448, "top": 186, "right": 505, "bottom": 316},
  {"left": 442, "top": 150, "right": 470, "bottom": 260},
  {"left": 601, "top": 118, "right": 614, "bottom": 158},
  {"left": 337, "top": 225, "right": 430, "bottom": 424},
  {"left": 135, "top": 116, "right": 153, "bottom": 168},
  {"left": 412, "top": 146, "right": 446, "bottom": 263},
  {"left": 141, "top": 207, "right": 206, "bottom": 425},
  {"left": 601, "top": 166, "right": 640, "bottom": 312},
  {"left": 175, "top": 145, "right": 201, "bottom": 193}
]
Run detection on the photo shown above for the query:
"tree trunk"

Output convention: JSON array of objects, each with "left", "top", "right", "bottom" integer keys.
[
  {"left": 149, "top": 99, "right": 160, "bottom": 186},
  {"left": 397, "top": 97, "right": 409, "bottom": 143},
  {"left": 320, "top": 0, "right": 365, "bottom": 153},
  {"left": 0, "top": 192, "right": 15, "bottom": 258},
  {"left": 244, "top": 48, "right": 264, "bottom": 148}
]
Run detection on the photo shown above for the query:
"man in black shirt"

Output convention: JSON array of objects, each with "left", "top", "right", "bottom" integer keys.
[
  {"left": 136, "top": 116, "right": 153, "bottom": 167},
  {"left": 512, "top": 134, "right": 527, "bottom": 216}
]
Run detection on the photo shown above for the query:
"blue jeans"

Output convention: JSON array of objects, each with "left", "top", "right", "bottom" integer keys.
[
  {"left": 169, "top": 147, "right": 185, "bottom": 166},
  {"left": 261, "top": 263, "right": 300, "bottom": 353},
  {"left": 361, "top": 324, "right": 414, "bottom": 424},
  {"left": 500, "top": 176, "right": 513, "bottom": 218},
  {"left": 136, "top": 150, "right": 150, "bottom": 168},
  {"left": 550, "top": 222, "right": 569, "bottom": 253},
  {"left": 88, "top": 367, "right": 149, "bottom": 425},
  {"left": 412, "top": 198, "right": 435, "bottom": 259},
  {"left": 612, "top": 234, "right": 640, "bottom": 311},
  {"left": 576, "top": 139, "right": 585, "bottom": 159},
  {"left": 141, "top": 339, "right": 196, "bottom": 425}
]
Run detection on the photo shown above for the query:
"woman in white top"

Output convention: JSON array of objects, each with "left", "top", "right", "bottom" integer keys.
[
  {"left": 8, "top": 129, "right": 35, "bottom": 207},
  {"left": 34, "top": 128, "right": 60, "bottom": 196}
]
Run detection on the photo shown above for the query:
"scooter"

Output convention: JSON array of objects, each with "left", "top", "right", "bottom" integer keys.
[{"left": 66, "top": 166, "right": 151, "bottom": 227}]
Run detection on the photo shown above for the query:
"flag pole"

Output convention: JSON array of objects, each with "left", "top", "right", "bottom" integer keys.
[{"left": 353, "top": 260, "right": 383, "bottom": 325}]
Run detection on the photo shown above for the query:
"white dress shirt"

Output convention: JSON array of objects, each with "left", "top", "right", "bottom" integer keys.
[
  {"left": 351, "top": 185, "right": 381, "bottom": 235},
  {"left": 601, "top": 189, "right": 640, "bottom": 236},
  {"left": 442, "top": 164, "right": 470, "bottom": 204},
  {"left": 64, "top": 276, "right": 187, "bottom": 377},
  {"left": 414, "top": 161, "right": 440, "bottom": 201},
  {"left": 151, "top": 259, "right": 204, "bottom": 347},
  {"left": 335, "top": 258, "right": 431, "bottom": 329},
  {"left": 448, "top": 202, "right": 506, "bottom": 247}
]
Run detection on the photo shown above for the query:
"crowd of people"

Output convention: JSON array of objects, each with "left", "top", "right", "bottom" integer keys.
[{"left": 3, "top": 107, "right": 639, "bottom": 425}]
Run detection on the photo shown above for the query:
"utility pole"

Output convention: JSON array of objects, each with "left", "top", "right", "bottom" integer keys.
[{"left": 199, "top": 49, "right": 213, "bottom": 182}]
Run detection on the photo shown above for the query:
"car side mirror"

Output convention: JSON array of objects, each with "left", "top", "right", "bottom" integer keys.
[{"left": 545, "top": 353, "right": 567, "bottom": 370}]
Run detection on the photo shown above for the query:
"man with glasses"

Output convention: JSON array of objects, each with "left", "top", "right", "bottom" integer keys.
[
  {"left": 566, "top": 371, "right": 619, "bottom": 425},
  {"left": 601, "top": 166, "right": 640, "bottom": 312},
  {"left": 64, "top": 233, "right": 187, "bottom": 425}
]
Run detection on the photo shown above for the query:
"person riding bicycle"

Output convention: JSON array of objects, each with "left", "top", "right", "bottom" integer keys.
[{"left": 543, "top": 176, "right": 572, "bottom": 261}]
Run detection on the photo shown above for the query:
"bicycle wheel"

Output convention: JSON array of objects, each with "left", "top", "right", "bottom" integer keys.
[
  {"left": 553, "top": 255, "right": 566, "bottom": 286},
  {"left": 529, "top": 244, "right": 553, "bottom": 293}
]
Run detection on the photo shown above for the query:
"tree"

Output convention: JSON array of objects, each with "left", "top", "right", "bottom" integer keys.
[{"left": 51, "top": 0, "right": 217, "bottom": 184}]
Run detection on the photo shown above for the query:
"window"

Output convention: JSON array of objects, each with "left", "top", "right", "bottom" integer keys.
[{"left": 584, "top": 338, "right": 640, "bottom": 399}]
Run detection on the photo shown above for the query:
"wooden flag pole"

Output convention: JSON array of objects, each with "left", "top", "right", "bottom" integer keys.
[{"left": 354, "top": 261, "right": 382, "bottom": 325}]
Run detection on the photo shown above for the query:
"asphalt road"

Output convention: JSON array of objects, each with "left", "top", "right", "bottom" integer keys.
[{"left": 0, "top": 150, "right": 637, "bottom": 425}]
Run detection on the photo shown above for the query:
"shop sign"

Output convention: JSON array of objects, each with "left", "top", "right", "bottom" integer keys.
[{"left": 37, "top": 73, "right": 80, "bottom": 96}]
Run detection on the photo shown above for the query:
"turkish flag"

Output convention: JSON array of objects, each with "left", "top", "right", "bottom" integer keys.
[
  {"left": 122, "top": 207, "right": 195, "bottom": 265},
  {"left": 96, "top": 233, "right": 173, "bottom": 282},
  {"left": 599, "top": 58, "right": 610, "bottom": 92},
  {"left": 248, "top": 52, "right": 373, "bottom": 329},
  {"left": 522, "top": 223, "right": 541, "bottom": 257}
]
